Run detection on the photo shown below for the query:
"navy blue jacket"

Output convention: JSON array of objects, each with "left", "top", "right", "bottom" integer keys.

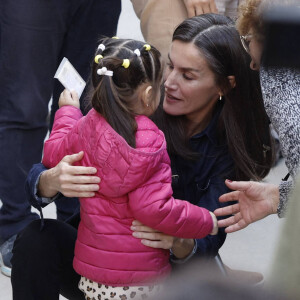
[{"left": 170, "top": 109, "right": 234, "bottom": 257}]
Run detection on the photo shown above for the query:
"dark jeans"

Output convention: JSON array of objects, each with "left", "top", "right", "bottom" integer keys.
[
  {"left": 11, "top": 218, "right": 83, "bottom": 300},
  {"left": 0, "top": 0, "right": 121, "bottom": 241}
]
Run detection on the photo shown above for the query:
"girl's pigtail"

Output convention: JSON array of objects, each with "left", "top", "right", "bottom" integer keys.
[{"left": 92, "top": 57, "right": 137, "bottom": 148}]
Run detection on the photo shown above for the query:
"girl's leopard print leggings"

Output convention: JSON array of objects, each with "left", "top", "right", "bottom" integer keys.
[{"left": 79, "top": 276, "right": 161, "bottom": 300}]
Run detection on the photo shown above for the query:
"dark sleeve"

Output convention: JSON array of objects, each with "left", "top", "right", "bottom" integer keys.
[
  {"left": 184, "top": 149, "right": 234, "bottom": 258},
  {"left": 194, "top": 176, "right": 230, "bottom": 258},
  {"left": 25, "top": 163, "right": 65, "bottom": 210}
]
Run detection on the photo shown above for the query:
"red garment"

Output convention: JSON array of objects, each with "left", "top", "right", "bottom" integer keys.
[{"left": 42, "top": 106, "right": 213, "bottom": 286}]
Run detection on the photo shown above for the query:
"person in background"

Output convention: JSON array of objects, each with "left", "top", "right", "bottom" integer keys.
[
  {"left": 214, "top": 0, "right": 300, "bottom": 232},
  {"left": 11, "top": 14, "right": 273, "bottom": 300},
  {"left": 0, "top": 0, "right": 121, "bottom": 277},
  {"left": 131, "top": 0, "right": 241, "bottom": 61}
]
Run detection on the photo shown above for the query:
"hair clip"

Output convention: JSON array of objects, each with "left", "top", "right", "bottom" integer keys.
[
  {"left": 143, "top": 44, "right": 151, "bottom": 51},
  {"left": 112, "top": 36, "right": 119, "bottom": 39},
  {"left": 122, "top": 59, "right": 130, "bottom": 69},
  {"left": 134, "top": 49, "right": 141, "bottom": 57},
  {"left": 98, "top": 44, "right": 105, "bottom": 51},
  {"left": 97, "top": 67, "right": 113, "bottom": 77},
  {"left": 94, "top": 55, "right": 103, "bottom": 64}
]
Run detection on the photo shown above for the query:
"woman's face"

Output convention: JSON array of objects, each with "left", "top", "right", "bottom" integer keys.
[
  {"left": 163, "top": 40, "right": 220, "bottom": 126},
  {"left": 248, "top": 29, "right": 264, "bottom": 71}
]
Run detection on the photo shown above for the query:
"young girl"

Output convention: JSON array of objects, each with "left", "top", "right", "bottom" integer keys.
[{"left": 42, "top": 37, "right": 218, "bottom": 299}]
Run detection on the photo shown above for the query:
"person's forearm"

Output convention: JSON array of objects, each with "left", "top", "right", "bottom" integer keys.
[
  {"left": 171, "top": 238, "right": 195, "bottom": 259},
  {"left": 37, "top": 168, "right": 59, "bottom": 198}
]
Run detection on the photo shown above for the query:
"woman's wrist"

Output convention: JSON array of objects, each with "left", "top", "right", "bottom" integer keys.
[
  {"left": 37, "top": 168, "right": 59, "bottom": 198},
  {"left": 271, "top": 184, "right": 280, "bottom": 214},
  {"left": 171, "top": 238, "right": 195, "bottom": 259}
]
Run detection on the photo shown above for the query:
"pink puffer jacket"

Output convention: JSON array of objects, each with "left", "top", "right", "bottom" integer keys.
[{"left": 42, "top": 106, "right": 213, "bottom": 286}]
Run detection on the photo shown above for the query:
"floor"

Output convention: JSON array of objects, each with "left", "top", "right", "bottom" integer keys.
[{"left": 0, "top": 1, "right": 287, "bottom": 298}]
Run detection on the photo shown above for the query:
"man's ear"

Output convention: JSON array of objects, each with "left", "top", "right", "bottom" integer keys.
[
  {"left": 141, "top": 85, "right": 153, "bottom": 107},
  {"left": 227, "top": 75, "right": 236, "bottom": 88}
]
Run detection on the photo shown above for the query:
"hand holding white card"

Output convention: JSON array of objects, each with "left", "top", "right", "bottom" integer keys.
[{"left": 54, "top": 57, "right": 86, "bottom": 98}]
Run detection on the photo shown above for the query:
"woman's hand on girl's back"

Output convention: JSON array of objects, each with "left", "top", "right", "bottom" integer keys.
[
  {"left": 58, "top": 89, "right": 80, "bottom": 108},
  {"left": 131, "top": 220, "right": 175, "bottom": 249},
  {"left": 39, "top": 151, "right": 101, "bottom": 198},
  {"left": 131, "top": 220, "right": 195, "bottom": 259}
]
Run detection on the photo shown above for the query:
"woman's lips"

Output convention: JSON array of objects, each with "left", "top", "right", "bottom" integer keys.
[{"left": 165, "top": 92, "right": 181, "bottom": 102}]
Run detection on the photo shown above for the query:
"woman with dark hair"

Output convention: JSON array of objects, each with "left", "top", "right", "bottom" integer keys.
[
  {"left": 11, "top": 14, "right": 273, "bottom": 300},
  {"left": 132, "top": 13, "right": 273, "bottom": 259}
]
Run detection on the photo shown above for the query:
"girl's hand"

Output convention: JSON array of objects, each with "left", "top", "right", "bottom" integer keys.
[
  {"left": 209, "top": 212, "right": 218, "bottom": 235},
  {"left": 58, "top": 89, "right": 80, "bottom": 108}
]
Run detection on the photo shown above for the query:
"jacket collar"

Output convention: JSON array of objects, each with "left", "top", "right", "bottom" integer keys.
[{"left": 190, "top": 101, "right": 223, "bottom": 145}]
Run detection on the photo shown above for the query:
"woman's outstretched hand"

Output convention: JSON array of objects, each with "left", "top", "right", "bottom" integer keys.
[
  {"left": 214, "top": 180, "right": 279, "bottom": 233},
  {"left": 39, "top": 151, "right": 100, "bottom": 198},
  {"left": 58, "top": 89, "right": 80, "bottom": 108},
  {"left": 183, "top": 0, "right": 218, "bottom": 17}
]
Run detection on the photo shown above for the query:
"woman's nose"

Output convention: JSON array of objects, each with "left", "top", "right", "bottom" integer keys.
[{"left": 164, "top": 70, "right": 176, "bottom": 90}]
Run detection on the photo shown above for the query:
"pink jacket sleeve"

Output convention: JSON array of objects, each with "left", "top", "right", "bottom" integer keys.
[
  {"left": 42, "top": 106, "right": 83, "bottom": 168},
  {"left": 128, "top": 165, "right": 213, "bottom": 239}
]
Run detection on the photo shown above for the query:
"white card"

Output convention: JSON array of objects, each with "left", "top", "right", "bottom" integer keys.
[{"left": 54, "top": 57, "right": 86, "bottom": 98}]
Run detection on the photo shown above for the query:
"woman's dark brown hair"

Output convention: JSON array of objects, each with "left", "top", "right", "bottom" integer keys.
[
  {"left": 91, "top": 38, "right": 163, "bottom": 148},
  {"left": 154, "top": 14, "right": 274, "bottom": 181}
]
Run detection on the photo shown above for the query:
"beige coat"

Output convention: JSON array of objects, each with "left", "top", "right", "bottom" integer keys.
[{"left": 131, "top": 0, "right": 240, "bottom": 60}]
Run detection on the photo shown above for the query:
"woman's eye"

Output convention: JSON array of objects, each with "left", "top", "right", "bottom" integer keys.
[
  {"left": 183, "top": 74, "right": 193, "bottom": 80},
  {"left": 166, "top": 63, "right": 174, "bottom": 70}
]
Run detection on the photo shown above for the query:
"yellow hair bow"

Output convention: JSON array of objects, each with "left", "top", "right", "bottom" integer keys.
[
  {"left": 94, "top": 55, "right": 103, "bottom": 64},
  {"left": 143, "top": 44, "right": 151, "bottom": 51},
  {"left": 122, "top": 59, "right": 130, "bottom": 69}
]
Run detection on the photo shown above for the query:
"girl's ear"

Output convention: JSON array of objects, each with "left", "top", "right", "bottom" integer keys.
[
  {"left": 141, "top": 85, "right": 153, "bottom": 107},
  {"left": 227, "top": 75, "right": 236, "bottom": 88}
]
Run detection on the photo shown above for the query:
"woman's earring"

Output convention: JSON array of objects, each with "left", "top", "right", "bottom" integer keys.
[
  {"left": 146, "top": 103, "right": 149, "bottom": 107},
  {"left": 219, "top": 94, "right": 223, "bottom": 101}
]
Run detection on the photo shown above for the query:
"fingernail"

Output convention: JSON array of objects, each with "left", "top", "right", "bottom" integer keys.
[
  {"left": 132, "top": 232, "right": 138, "bottom": 237},
  {"left": 130, "top": 226, "right": 136, "bottom": 230},
  {"left": 226, "top": 179, "right": 232, "bottom": 183}
]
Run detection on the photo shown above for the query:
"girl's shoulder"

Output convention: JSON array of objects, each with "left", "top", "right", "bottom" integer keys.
[{"left": 135, "top": 115, "right": 166, "bottom": 153}]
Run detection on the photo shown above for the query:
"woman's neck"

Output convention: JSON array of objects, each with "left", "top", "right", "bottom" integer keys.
[{"left": 186, "top": 110, "right": 214, "bottom": 137}]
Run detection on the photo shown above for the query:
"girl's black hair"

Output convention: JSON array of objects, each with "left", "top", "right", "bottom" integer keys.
[
  {"left": 153, "top": 14, "right": 273, "bottom": 180},
  {"left": 90, "top": 38, "right": 163, "bottom": 148}
]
